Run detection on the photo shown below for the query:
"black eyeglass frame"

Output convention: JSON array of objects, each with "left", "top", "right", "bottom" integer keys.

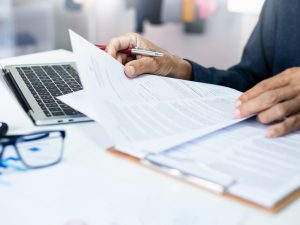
[{"left": 0, "top": 130, "right": 65, "bottom": 169}]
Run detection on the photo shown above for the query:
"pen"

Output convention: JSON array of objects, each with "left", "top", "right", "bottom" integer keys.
[{"left": 95, "top": 44, "right": 164, "bottom": 57}]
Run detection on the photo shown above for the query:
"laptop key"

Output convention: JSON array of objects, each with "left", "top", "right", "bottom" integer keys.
[
  {"left": 46, "top": 103, "right": 58, "bottom": 108},
  {"left": 41, "top": 105, "right": 48, "bottom": 111},
  {"left": 44, "top": 112, "right": 52, "bottom": 117},
  {"left": 48, "top": 107, "right": 63, "bottom": 112},
  {"left": 41, "top": 95, "right": 54, "bottom": 100},
  {"left": 43, "top": 99, "right": 55, "bottom": 104},
  {"left": 63, "top": 109, "right": 80, "bottom": 115},
  {"left": 52, "top": 112, "right": 65, "bottom": 116},
  {"left": 51, "top": 92, "right": 63, "bottom": 97}
]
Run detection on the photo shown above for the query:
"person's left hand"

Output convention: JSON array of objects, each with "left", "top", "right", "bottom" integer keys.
[{"left": 234, "top": 67, "right": 300, "bottom": 138}]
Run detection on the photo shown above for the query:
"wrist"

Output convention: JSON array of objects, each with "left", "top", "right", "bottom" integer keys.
[{"left": 168, "top": 55, "right": 192, "bottom": 80}]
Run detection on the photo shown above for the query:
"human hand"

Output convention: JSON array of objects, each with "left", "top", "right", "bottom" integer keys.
[
  {"left": 105, "top": 33, "right": 192, "bottom": 80},
  {"left": 234, "top": 68, "right": 300, "bottom": 138}
]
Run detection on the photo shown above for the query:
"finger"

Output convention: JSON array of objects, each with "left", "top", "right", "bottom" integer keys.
[
  {"left": 235, "top": 86, "right": 296, "bottom": 118},
  {"left": 124, "top": 57, "right": 158, "bottom": 78},
  {"left": 265, "top": 113, "right": 300, "bottom": 138},
  {"left": 106, "top": 33, "right": 140, "bottom": 58},
  {"left": 125, "top": 56, "right": 134, "bottom": 64},
  {"left": 239, "top": 73, "right": 289, "bottom": 103},
  {"left": 257, "top": 97, "right": 300, "bottom": 124},
  {"left": 116, "top": 53, "right": 128, "bottom": 64}
]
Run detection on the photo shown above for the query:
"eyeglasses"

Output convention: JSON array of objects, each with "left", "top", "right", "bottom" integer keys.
[{"left": 0, "top": 130, "right": 65, "bottom": 170}]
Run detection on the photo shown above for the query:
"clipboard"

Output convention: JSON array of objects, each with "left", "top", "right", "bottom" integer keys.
[{"left": 107, "top": 147, "right": 300, "bottom": 213}]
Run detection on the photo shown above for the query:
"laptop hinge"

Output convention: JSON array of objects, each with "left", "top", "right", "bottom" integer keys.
[{"left": 3, "top": 69, "right": 32, "bottom": 114}]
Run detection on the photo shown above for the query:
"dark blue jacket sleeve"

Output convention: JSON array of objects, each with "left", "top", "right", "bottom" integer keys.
[{"left": 190, "top": 0, "right": 278, "bottom": 92}]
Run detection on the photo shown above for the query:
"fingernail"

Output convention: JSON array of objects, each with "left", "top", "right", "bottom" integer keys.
[
  {"left": 265, "top": 129, "right": 276, "bottom": 138},
  {"left": 125, "top": 66, "right": 135, "bottom": 77},
  {"left": 235, "top": 100, "right": 241, "bottom": 107},
  {"left": 233, "top": 109, "right": 241, "bottom": 119}
]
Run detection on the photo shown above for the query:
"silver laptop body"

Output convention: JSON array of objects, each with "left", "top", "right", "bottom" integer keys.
[{"left": 2, "top": 62, "right": 91, "bottom": 126}]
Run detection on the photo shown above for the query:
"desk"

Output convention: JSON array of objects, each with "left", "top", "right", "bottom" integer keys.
[{"left": 0, "top": 50, "right": 299, "bottom": 225}]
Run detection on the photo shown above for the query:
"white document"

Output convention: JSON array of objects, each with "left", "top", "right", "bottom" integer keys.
[
  {"left": 61, "top": 30, "right": 244, "bottom": 154},
  {"left": 0, "top": 160, "right": 245, "bottom": 225},
  {"left": 148, "top": 118, "right": 300, "bottom": 208},
  {"left": 59, "top": 31, "right": 300, "bottom": 209}
]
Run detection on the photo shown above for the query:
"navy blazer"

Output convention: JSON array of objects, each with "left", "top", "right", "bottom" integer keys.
[{"left": 190, "top": 0, "right": 300, "bottom": 92}]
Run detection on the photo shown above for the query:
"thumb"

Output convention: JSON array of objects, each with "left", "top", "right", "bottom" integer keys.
[{"left": 124, "top": 57, "right": 157, "bottom": 78}]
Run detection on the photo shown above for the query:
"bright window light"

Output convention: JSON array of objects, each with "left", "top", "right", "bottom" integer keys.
[{"left": 227, "top": 0, "right": 265, "bottom": 14}]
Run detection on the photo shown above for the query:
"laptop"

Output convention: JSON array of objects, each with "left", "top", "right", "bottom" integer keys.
[{"left": 2, "top": 63, "right": 91, "bottom": 126}]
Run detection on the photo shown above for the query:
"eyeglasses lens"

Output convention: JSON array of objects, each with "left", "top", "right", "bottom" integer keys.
[{"left": 16, "top": 131, "right": 63, "bottom": 168}]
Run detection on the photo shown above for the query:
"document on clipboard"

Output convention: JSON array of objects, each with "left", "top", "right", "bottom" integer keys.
[
  {"left": 144, "top": 119, "right": 300, "bottom": 209},
  {"left": 59, "top": 30, "right": 300, "bottom": 210}
]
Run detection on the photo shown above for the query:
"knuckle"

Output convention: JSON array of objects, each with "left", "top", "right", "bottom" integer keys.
[
  {"left": 125, "top": 32, "right": 139, "bottom": 37},
  {"left": 109, "top": 37, "right": 118, "bottom": 45},
  {"left": 290, "top": 67, "right": 298, "bottom": 72},
  {"left": 285, "top": 68, "right": 295, "bottom": 74},
  {"left": 107, "top": 38, "right": 120, "bottom": 50},
  {"left": 278, "top": 76, "right": 288, "bottom": 85},
  {"left": 240, "top": 93, "right": 249, "bottom": 102},
  {"left": 274, "top": 105, "right": 287, "bottom": 118},
  {"left": 258, "top": 81, "right": 269, "bottom": 91},
  {"left": 266, "top": 92, "right": 278, "bottom": 105},
  {"left": 126, "top": 32, "right": 140, "bottom": 41},
  {"left": 257, "top": 113, "right": 269, "bottom": 124},
  {"left": 284, "top": 68, "right": 298, "bottom": 78}
]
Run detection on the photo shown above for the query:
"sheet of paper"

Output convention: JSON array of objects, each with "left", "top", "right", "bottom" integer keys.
[
  {"left": 61, "top": 30, "right": 245, "bottom": 154},
  {"left": 148, "top": 118, "right": 300, "bottom": 208},
  {"left": 0, "top": 160, "right": 246, "bottom": 225}
]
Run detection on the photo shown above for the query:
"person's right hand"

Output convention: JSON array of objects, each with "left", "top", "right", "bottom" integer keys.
[{"left": 105, "top": 33, "right": 192, "bottom": 80}]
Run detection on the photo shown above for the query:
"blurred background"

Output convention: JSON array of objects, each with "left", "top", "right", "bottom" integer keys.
[{"left": 0, "top": 0, "right": 264, "bottom": 69}]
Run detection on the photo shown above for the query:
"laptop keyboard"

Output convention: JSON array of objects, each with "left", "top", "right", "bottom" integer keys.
[{"left": 16, "top": 65, "right": 84, "bottom": 117}]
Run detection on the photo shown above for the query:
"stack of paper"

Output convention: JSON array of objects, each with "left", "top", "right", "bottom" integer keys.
[
  {"left": 60, "top": 30, "right": 244, "bottom": 156},
  {"left": 59, "top": 30, "right": 300, "bottom": 209}
]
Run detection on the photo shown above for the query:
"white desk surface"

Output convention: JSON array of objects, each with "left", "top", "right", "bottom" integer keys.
[{"left": 0, "top": 50, "right": 299, "bottom": 225}]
